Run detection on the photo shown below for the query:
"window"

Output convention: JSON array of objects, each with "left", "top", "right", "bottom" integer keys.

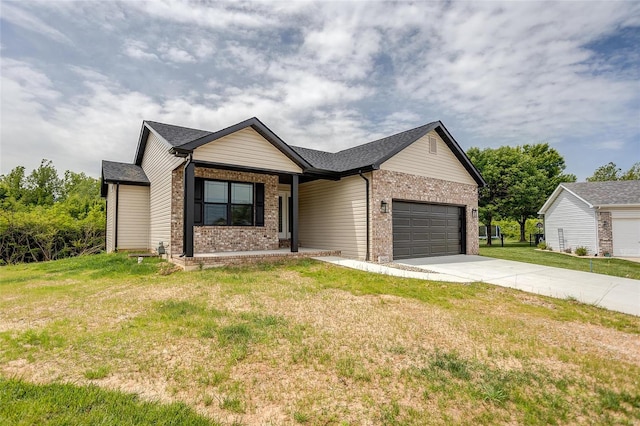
[{"left": 194, "top": 179, "right": 265, "bottom": 226}]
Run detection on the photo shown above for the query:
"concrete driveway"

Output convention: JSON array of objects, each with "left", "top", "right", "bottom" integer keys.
[{"left": 398, "top": 255, "right": 640, "bottom": 317}]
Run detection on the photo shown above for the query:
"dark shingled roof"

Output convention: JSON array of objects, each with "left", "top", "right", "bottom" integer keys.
[
  {"left": 562, "top": 180, "right": 640, "bottom": 206},
  {"left": 125, "top": 118, "right": 483, "bottom": 186},
  {"left": 291, "top": 122, "right": 439, "bottom": 172},
  {"left": 145, "top": 121, "right": 212, "bottom": 147},
  {"left": 102, "top": 160, "right": 150, "bottom": 185}
]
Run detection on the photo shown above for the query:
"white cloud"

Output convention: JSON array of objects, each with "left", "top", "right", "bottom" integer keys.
[
  {"left": 0, "top": 3, "right": 73, "bottom": 45},
  {"left": 160, "top": 46, "right": 196, "bottom": 63},
  {"left": 123, "top": 40, "right": 158, "bottom": 61},
  {"left": 1, "top": 1, "right": 639, "bottom": 181}
]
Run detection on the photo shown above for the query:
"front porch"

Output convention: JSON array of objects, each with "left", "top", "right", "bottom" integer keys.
[{"left": 170, "top": 247, "right": 341, "bottom": 270}]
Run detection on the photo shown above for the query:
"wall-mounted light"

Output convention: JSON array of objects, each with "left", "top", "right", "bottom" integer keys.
[
  {"left": 471, "top": 208, "right": 478, "bottom": 218},
  {"left": 380, "top": 200, "right": 388, "bottom": 213}
]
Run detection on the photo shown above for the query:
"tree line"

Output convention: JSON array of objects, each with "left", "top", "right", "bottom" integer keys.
[
  {"left": 0, "top": 159, "right": 105, "bottom": 264},
  {"left": 467, "top": 143, "right": 639, "bottom": 245}
]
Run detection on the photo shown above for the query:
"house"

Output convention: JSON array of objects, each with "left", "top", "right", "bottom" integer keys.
[
  {"left": 538, "top": 180, "right": 640, "bottom": 257},
  {"left": 101, "top": 117, "right": 485, "bottom": 266}
]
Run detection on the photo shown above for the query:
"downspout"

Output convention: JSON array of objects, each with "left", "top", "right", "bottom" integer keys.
[
  {"left": 359, "top": 171, "right": 370, "bottom": 262},
  {"left": 114, "top": 183, "right": 120, "bottom": 251},
  {"left": 180, "top": 154, "right": 193, "bottom": 257},
  {"left": 594, "top": 207, "right": 600, "bottom": 256}
]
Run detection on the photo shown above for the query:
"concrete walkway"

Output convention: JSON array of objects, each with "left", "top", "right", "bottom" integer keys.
[{"left": 314, "top": 255, "right": 640, "bottom": 317}]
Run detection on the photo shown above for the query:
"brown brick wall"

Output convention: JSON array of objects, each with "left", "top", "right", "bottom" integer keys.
[
  {"left": 370, "top": 169, "right": 479, "bottom": 262},
  {"left": 171, "top": 167, "right": 279, "bottom": 255},
  {"left": 596, "top": 211, "right": 613, "bottom": 256}
]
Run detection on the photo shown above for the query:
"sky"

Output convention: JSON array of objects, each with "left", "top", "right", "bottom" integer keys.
[{"left": 1, "top": 0, "right": 639, "bottom": 181}]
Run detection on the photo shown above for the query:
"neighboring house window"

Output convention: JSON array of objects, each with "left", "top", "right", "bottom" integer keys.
[
  {"left": 429, "top": 136, "right": 437, "bottom": 154},
  {"left": 194, "top": 179, "right": 265, "bottom": 226}
]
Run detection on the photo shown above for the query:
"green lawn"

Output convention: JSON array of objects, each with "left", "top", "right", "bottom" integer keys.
[
  {"left": 479, "top": 241, "right": 640, "bottom": 280},
  {"left": 1, "top": 254, "right": 639, "bottom": 425}
]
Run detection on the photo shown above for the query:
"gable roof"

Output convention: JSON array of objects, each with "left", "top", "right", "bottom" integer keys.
[
  {"left": 539, "top": 180, "right": 640, "bottom": 213},
  {"left": 290, "top": 121, "right": 485, "bottom": 185},
  {"left": 136, "top": 117, "right": 311, "bottom": 170},
  {"left": 129, "top": 117, "right": 484, "bottom": 185},
  {"left": 101, "top": 160, "right": 150, "bottom": 196}
]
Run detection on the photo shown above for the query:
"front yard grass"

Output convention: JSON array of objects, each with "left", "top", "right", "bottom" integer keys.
[
  {"left": 479, "top": 241, "right": 640, "bottom": 280},
  {"left": 1, "top": 253, "right": 639, "bottom": 425}
]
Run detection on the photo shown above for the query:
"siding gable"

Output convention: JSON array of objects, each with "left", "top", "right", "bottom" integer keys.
[
  {"left": 380, "top": 130, "right": 476, "bottom": 185},
  {"left": 141, "top": 132, "right": 184, "bottom": 254},
  {"left": 193, "top": 128, "right": 302, "bottom": 173},
  {"left": 545, "top": 190, "right": 597, "bottom": 254}
]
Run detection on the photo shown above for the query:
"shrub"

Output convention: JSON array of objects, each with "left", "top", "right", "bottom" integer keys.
[
  {"left": 575, "top": 246, "right": 588, "bottom": 256},
  {"left": 564, "top": 247, "right": 572, "bottom": 254},
  {"left": 537, "top": 242, "right": 547, "bottom": 250}
]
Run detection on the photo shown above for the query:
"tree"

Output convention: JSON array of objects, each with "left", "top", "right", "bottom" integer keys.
[
  {"left": 0, "top": 165, "right": 26, "bottom": 202},
  {"left": 467, "top": 146, "right": 519, "bottom": 245},
  {"left": 468, "top": 144, "right": 575, "bottom": 243},
  {"left": 587, "top": 162, "right": 621, "bottom": 182},
  {"left": 508, "top": 144, "right": 576, "bottom": 241},
  {"left": 621, "top": 162, "right": 640, "bottom": 180},
  {"left": 23, "top": 159, "right": 62, "bottom": 206},
  {"left": 587, "top": 161, "right": 640, "bottom": 182}
]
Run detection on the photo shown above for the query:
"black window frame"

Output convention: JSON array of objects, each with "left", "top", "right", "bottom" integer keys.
[{"left": 194, "top": 178, "right": 265, "bottom": 227}]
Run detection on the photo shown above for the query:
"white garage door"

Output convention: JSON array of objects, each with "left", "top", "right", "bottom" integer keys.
[{"left": 612, "top": 218, "right": 640, "bottom": 257}]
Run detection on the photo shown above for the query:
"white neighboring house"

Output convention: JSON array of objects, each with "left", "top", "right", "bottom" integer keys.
[{"left": 538, "top": 180, "right": 640, "bottom": 257}]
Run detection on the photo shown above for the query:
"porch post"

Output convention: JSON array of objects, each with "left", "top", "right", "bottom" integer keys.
[
  {"left": 291, "top": 174, "right": 299, "bottom": 252},
  {"left": 183, "top": 159, "right": 195, "bottom": 257}
]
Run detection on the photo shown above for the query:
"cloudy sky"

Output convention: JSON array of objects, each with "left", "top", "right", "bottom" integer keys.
[{"left": 1, "top": 1, "right": 639, "bottom": 181}]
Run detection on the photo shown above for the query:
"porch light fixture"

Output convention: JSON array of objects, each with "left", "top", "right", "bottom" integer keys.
[
  {"left": 472, "top": 208, "right": 478, "bottom": 218},
  {"left": 380, "top": 200, "right": 389, "bottom": 213}
]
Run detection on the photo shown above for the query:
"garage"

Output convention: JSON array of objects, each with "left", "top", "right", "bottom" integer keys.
[
  {"left": 612, "top": 211, "right": 640, "bottom": 257},
  {"left": 392, "top": 201, "right": 464, "bottom": 259}
]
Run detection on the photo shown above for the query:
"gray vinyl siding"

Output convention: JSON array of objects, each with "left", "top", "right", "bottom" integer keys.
[
  {"left": 193, "top": 128, "right": 302, "bottom": 173},
  {"left": 544, "top": 191, "right": 597, "bottom": 254},
  {"left": 141, "top": 132, "right": 184, "bottom": 255},
  {"left": 381, "top": 130, "right": 476, "bottom": 185},
  {"left": 117, "top": 185, "right": 150, "bottom": 250},
  {"left": 299, "top": 174, "right": 368, "bottom": 259},
  {"left": 106, "top": 183, "right": 116, "bottom": 253}
]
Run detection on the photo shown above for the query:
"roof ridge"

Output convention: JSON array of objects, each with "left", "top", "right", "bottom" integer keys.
[
  {"left": 145, "top": 120, "right": 213, "bottom": 134},
  {"left": 335, "top": 121, "right": 439, "bottom": 155}
]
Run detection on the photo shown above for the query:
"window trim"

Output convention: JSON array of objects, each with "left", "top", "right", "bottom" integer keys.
[{"left": 194, "top": 178, "right": 262, "bottom": 227}]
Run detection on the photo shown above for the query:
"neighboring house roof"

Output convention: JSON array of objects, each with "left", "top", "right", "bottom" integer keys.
[
  {"left": 125, "top": 117, "right": 484, "bottom": 185},
  {"left": 539, "top": 180, "right": 640, "bottom": 213},
  {"left": 101, "top": 160, "right": 150, "bottom": 196}
]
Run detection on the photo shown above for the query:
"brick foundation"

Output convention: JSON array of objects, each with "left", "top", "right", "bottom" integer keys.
[
  {"left": 171, "top": 167, "right": 279, "bottom": 255},
  {"left": 370, "top": 169, "right": 479, "bottom": 262}
]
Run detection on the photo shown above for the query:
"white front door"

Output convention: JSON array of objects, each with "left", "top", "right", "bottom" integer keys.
[{"left": 278, "top": 191, "right": 291, "bottom": 240}]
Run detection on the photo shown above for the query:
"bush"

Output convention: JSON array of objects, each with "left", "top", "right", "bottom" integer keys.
[
  {"left": 0, "top": 203, "right": 105, "bottom": 264},
  {"left": 537, "top": 242, "right": 547, "bottom": 250},
  {"left": 564, "top": 247, "right": 572, "bottom": 254},
  {"left": 575, "top": 246, "right": 588, "bottom": 256}
]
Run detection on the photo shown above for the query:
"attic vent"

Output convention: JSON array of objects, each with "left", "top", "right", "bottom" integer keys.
[{"left": 429, "top": 136, "right": 437, "bottom": 154}]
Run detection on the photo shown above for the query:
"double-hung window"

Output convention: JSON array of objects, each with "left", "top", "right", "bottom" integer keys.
[{"left": 194, "top": 179, "right": 264, "bottom": 226}]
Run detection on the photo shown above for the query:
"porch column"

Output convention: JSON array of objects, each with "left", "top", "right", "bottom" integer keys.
[
  {"left": 183, "top": 160, "right": 195, "bottom": 257},
  {"left": 291, "top": 174, "right": 299, "bottom": 252}
]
